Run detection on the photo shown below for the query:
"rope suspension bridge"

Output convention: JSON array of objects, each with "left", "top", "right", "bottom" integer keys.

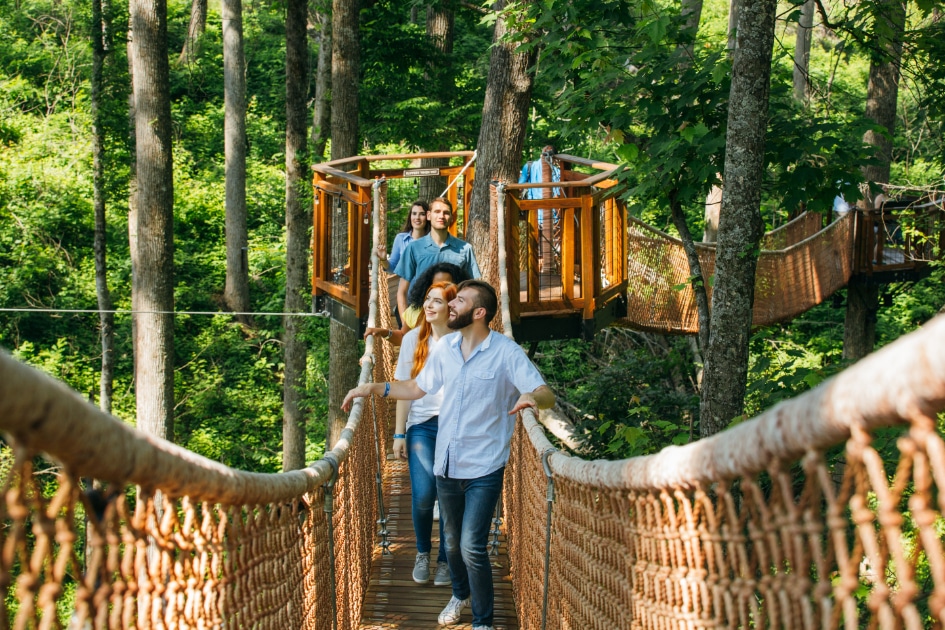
[{"left": 1, "top": 151, "right": 944, "bottom": 628}]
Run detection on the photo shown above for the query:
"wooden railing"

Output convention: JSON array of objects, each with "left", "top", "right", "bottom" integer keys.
[
  {"left": 311, "top": 151, "right": 475, "bottom": 322},
  {"left": 499, "top": 154, "right": 628, "bottom": 341},
  {"left": 852, "top": 199, "right": 945, "bottom": 277}
]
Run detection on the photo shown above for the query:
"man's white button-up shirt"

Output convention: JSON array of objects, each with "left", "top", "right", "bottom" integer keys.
[{"left": 415, "top": 330, "right": 546, "bottom": 479}]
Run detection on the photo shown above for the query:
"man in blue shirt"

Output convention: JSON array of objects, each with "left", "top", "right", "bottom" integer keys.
[
  {"left": 393, "top": 197, "right": 480, "bottom": 320},
  {"left": 518, "top": 146, "right": 562, "bottom": 272},
  {"left": 342, "top": 280, "right": 555, "bottom": 629}
]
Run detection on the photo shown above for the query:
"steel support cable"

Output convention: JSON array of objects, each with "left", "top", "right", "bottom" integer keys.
[
  {"left": 322, "top": 453, "right": 340, "bottom": 630},
  {"left": 540, "top": 448, "right": 556, "bottom": 630},
  {"left": 438, "top": 150, "right": 478, "bottom": 199},
  {"left": 369, "top": 178, "right": 391, "bottom": 555}
]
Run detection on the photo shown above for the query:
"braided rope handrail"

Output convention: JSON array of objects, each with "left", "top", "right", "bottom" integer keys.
[{"left": 517, "top": 311, "right": 945, "bottom": 489}]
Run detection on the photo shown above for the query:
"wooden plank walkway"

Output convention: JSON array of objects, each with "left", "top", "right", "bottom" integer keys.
[{"left": 359, "top": 458, "right": 519, "bottom": 629}]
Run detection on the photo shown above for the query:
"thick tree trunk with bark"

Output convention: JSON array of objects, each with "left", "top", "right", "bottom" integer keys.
[
  {"left": 223, "top": 0, "right": 249, "bottom": 316},
  {"left": 844, "top": 0, "right": 905, "bottom": 361},
  {"left": 283, "top": 0, "right": 310, "bottom": 471},
  {"left": 466, "top": 0, "right": 536, "bottom": 276},
  {"left": 92, "top": 0, "right": 114, "bottom": 413},
  {"left": 327, "top": 0, "right": 361, "bottom": 450},
  {"left": 700, "top": 0, "right": 776, "bottom": 437},
  {"left": 178, "top": 0, "right": 207, "bottom": 65},
  {"left": 310, "top": 5, "right": 331, "bottom": 161},
  {"left": 793, "top": 0, "right": 814, "bottom": 103},
  {"left": 130, "top": 0, "right": 175, "bottom": 441},
  {"left": 330, "top": 0, "right": 360, "bottom": 158}
]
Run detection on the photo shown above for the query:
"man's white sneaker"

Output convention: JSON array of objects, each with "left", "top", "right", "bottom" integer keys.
[
  {"left": 412, "top": 552, "right": 430, "bottom": 583},
  {"left": 437, "top": 595, "right": 470, "bottom": 625},
  {"left": 433, "top": 562, "right": 451, "bottom": 586},
  {"left": 472, "top": 626, "right": 494, "bottom": 630}
]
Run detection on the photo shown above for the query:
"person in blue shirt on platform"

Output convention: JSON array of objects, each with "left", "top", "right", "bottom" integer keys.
[
  {"left": 342, "top": 280, "right": 555, "bottom": 630},
  {"left": 393, "top": 197, "right": 480, "bottom": 322},
  {"left": 518, "top": 145, "right": 562, "bottom": 272}
]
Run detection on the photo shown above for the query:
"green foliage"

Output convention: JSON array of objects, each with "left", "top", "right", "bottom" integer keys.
[
  {"left": 359, "top": 1, "right": 491, "bottom": 150},
  {"left": 533, "top": 330, "right": 698, "bottom": 458}
]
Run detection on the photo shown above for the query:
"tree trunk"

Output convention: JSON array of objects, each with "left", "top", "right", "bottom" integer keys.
[
  {"left": 131, "top": 0, "right": 175, "bottom": 441},
  {"left": 727, "top": 0, "right": 742, "bottom": 53},
  {"left": 327, "top": 0, "right": 361, "bottom": 450},
  {"left": 843, "top": 0, "right": 905, "bottom": 361},
  {"left": 700, "top": 0, "right": 776, "bottom": 437},
  {"left": 703, "top": 182, "right": 721, "bottom": 243},
  {"left": 466, "top": 0, "right": 536, "bottom": 277},
  {"left": 670, "top": 190, "right": 710, "bottom": 355},
  {"left": 92, "top": 0, "right": 114, "bottom": 414},
  {"left": 310, "top": 4, "right": 331, "bottom": 161},
  {"left": 679, "top": 0, "right": 704, "bottom": 58},
  {"left": 419, "top": 2, "right": 455, "bottom": 200},
  {"left": 223, "top": 0, "right": 250, "bottom": 316},
  {"left": 178, "top": 0, "right": 207, "bottom": 65},
  {"left": 792, "top": 0, "right": 814, "bottom": 103},
  {"left": 283, "top": 0, "right": 310, "bottom": 471},
  {"left": 843, "top": 277, "right": 879, "bottom": 360},
  {"left": 330, "top": 0, "right": 360, "bottom": 158}
]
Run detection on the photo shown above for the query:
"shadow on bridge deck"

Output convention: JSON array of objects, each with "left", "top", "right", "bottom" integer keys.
[{"left": 360, "top": 458, "right": 519, "bottom": 630}]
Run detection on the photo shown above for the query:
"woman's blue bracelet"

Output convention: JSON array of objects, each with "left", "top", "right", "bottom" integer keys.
[
  {"left": 382, "top": 382, "right": 391, "bottom": 397},
  {"left": 393, "top": 433, "right": 406, "bottom": 439}
]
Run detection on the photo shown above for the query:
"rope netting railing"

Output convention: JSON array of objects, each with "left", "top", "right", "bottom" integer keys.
[
  {"left": 0, "top": 184, "right": 396, "bottom": 629},
  {"left": 624, "top": 211, "right": 854, "bottom": 334},
  {"left": 504, "top": 312, "right": 945, "bottom": 629}
]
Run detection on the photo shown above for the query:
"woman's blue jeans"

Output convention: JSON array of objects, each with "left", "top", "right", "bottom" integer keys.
[
  {"left": 436, "top": 466, "right": 505, "bottom": 627},
  {"left": 406, "top": 417, "right": 446, "bottom": 563}
]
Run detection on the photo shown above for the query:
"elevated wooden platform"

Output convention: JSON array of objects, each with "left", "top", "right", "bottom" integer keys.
[{"left": 360, "top": 458, "right": 519, "bottom": 630}]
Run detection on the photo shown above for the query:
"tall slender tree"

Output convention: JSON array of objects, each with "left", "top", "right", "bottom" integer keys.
[
  {"left": 283, "top": 0, "right": 311, "bottom": 471},
  {"left": 700, "top": 0, "right": 777, "bottom": 436},
  {"left": 310, "top": 2, "right": 331, "bottom": 161},
  {"left": 843, "top": 0, "right": 906, "bottom": 361},
  {"left": 466, "top": 0, "right": 536, "bottom": 273},
  {"left": 178, "top": 0, "right": 207, "bottom": 65},
  {"left": 419, "top": 1, "right": 456, "bottom": 201},
  {"left": 793, "top": 0, "right": 814, "bottom": 103},
  {"left": 130, "top": 0, "right": 175, "bottom": 441},
  {"left": 92, "top": 0, "right": 114, "bottom": 413},
  {"left": 223, "top": 0, "right": 250, "bottom": 316},
  {"left": 327, "top": 0, "right": 361, "bottom": 450}
]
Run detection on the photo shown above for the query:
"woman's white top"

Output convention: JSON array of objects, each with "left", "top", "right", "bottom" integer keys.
[{"left": 394, "top": 327, "right": 448, "bottom": 430}]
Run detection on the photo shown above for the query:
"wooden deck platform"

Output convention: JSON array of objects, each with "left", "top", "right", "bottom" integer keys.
[{"left": 359, "top": 458, "right": 519, "bottom": 630}]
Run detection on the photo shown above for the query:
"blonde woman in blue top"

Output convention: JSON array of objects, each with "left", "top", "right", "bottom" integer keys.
[{"left": 392, "top": 281, "right": 458, "bottom": 587}]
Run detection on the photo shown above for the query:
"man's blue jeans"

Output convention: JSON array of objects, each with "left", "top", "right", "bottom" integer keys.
[
  {"left": 406, "top": 417, "right": 446, "bottom": 563},
  {"left": 436, "top": 467, "right": 505, "bottom": 627}
]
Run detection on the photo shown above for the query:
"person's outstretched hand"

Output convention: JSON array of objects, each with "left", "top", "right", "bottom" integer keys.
[
  {"left": 342, "top": 384, "right": 374, "bottom": 412},
  {"left": 509, "top": 393, "right": 538, "bottom": 416}
]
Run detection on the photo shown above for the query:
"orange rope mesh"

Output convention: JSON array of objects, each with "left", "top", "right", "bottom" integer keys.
[
  {"left": 506, "top": 312, "right": 945, "bottom": 629},
  {"left": 624, "top": 212, "right": 854, "bottom": 333}
]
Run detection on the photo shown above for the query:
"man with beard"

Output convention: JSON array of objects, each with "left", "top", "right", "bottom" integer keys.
[{"left": 342, "top": 280, "right": 554, "bottom": 630}]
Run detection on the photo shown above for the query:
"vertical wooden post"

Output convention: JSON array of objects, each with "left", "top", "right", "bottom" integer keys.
[
  {"left": 561, "top": 207, "right": 575, "bottom": 300},
  {"left": 507, "top": 192, "right": 522, "bottom": 322},
  {"left": 527, "top": 203, "right": 540, "bottom": 306},
  {"left": 580, "top": 193, "right": 596, "bottom": 320}
]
